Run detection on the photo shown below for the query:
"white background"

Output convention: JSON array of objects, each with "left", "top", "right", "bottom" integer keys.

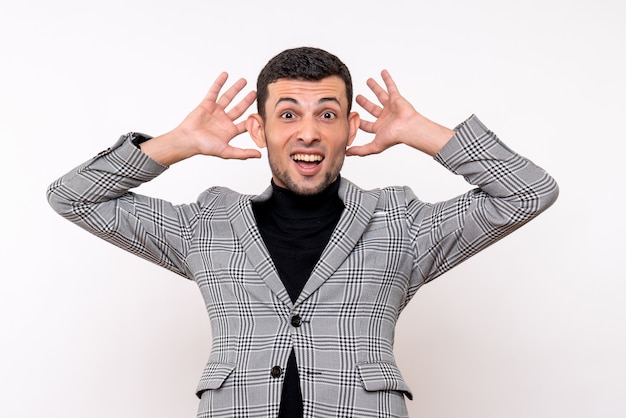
[{"left": 1, "top": 0, "right": 625, "bottom": 417}]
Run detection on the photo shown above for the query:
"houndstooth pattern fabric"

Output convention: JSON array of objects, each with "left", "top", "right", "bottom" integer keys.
[{"left": 47, "top": 115, "right": 558, "bottom": 417}]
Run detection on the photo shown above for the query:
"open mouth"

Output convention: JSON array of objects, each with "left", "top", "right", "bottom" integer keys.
[{"left": 291, "top": 153, "right": 324, "bottom": 165}]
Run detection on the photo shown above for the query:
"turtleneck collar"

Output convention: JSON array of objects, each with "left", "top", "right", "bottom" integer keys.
[{"left": 267, "top": 177, "right": 344, "bottom": 218}]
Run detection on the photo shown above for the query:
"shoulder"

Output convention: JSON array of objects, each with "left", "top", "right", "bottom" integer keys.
[
  {"left": 194, "top": 186, "right": 252, "bottom": 209},
  {"left": 340, "top": 178, "right": 420, "bottom": 210}
]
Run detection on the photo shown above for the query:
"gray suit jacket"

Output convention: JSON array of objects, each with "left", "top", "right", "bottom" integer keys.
[{"left": 47, "top": 115, "right": 558, "bottom": 417}]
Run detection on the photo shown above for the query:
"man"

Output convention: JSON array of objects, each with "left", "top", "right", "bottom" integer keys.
[{"left": 47, "top": 47, "right": 558, "bottom": 417}]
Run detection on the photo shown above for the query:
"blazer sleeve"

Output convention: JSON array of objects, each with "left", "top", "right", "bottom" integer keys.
[
  {"left": 406, "top": 115, "right": 559, "bottom": 289},
  {"left": 46, "top": 133, "right": 196, "bottom": 278}
]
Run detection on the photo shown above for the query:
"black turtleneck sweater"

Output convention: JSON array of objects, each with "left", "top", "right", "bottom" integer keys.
[{"left": 252, "top": 179, "right": 344, "bottom": 418}]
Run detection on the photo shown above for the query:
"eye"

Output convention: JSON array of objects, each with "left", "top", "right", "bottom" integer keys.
[
  {"left": 321, "top": 111, "right": 336, "bottom": 120},
  {"left": 281, "top": 111, "right": 295, "bottom": 119}
]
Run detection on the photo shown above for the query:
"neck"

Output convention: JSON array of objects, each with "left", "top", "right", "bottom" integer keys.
[{"left": 269, "top": 177, "right": 342, "bottom": 215}]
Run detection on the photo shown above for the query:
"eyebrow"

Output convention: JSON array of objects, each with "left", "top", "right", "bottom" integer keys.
[{"left": 274, "top": 97, "right": 342, "bottom": 109}]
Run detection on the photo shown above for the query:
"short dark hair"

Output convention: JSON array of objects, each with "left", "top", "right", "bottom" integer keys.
[{"left": 256, "top": 47, "right": 353, "bottom": 119}]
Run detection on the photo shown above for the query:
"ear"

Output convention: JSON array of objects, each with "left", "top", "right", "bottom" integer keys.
[
  {"left": 246, "top": 114, "right": 266, "bottom": 148},
  {"left": 346, "top": 111, "right": 360, "bottom": 147}
]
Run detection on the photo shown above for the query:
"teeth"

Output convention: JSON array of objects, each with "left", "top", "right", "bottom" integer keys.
[{"left": 292, "top": 154, "right": 323, "bottom": 162}]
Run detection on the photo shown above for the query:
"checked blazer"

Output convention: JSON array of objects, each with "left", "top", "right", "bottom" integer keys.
[{"left": 47, "top": 115, "right": 558, "bottom": 417}]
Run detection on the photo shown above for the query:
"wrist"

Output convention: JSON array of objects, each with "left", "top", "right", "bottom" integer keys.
[
  {"left": 403, "top": 113, "right": 454, "bottom": 157},
  {"left": 139, "top": 129, "right": 197, "bottom": 166},
  {"left": 422, "top": 124, "right": 455, "bottom": 157}
]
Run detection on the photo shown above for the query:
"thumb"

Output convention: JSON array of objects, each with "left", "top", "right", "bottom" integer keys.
[
  {"left": 345, "top": 141, "right": 384, "bottom": 157},
  {"left": 219, "top": 146, "right": 262, "bottom": 160}
]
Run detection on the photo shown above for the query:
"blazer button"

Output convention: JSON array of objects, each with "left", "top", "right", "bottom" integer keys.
[
  {"left": 290, "top": 315, "right": 302, "bottom": 327},
  {"left": 270, "top": 366, "right": 282, "bottom": 378}
]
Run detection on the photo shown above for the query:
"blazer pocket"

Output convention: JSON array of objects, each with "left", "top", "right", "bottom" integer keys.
[
  {"left": 356, "top": 361, "right": 413, "bottom": 400},
  {"left": 195, "top": 362, "right": 236, "bottom": 398}
]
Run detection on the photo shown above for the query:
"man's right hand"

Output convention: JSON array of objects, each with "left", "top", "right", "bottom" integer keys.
[{"left": 140, "top": 72, "right": 261, "bottom": 166}]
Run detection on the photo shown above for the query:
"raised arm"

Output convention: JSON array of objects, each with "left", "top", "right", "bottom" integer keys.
[
  {"left": 46, "top": 73, "right": 259, "bottom": 277},
  {"left": 347, "top": 71, "right": 559, "bottom": 292}
]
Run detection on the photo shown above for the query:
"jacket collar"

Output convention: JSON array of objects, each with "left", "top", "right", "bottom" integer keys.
[{"left": 227, "top": 178, "right": 381, "bottom": 308}]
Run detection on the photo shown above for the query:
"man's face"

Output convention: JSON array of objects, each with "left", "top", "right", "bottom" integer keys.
[{"left": 251, "top": 76, "right": 359, "bottom": 196}]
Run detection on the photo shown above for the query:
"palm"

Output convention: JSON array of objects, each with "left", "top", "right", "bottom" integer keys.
[
  {"left": 348, "top": 70, "right": 418, "bottom": 156},
  {"left": 178, "top": 72, "right": 259, "bottom": 160}
]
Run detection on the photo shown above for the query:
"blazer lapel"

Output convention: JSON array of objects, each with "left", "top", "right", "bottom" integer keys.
[
  {"left": 295, "top": 178, "right": 381, "bottom": 307},
  {"left": 225, "top": 187, "right": 293, "bottom": 308}
]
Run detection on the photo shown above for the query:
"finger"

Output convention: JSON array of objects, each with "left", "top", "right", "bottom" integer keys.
[
  {"left": 366, "top": 77, "right": 389, "bottom": 104},
  {"left": 221, "top": 145, "right": 262, "bottom": 160},
  {"left": 233, "top": 119, "right": 251, "bottom": 136},
  {"left": 203, "top": 72, "right": 229, "bottom": 103},
  {"left": 358, "top": 118, "right": 376, "bottom": 134},
  {"left": 217, "top": 77, "right": 248, "bottom": 109},
  {"left": 356, "top": 94, "right": 383, "bottom": 118},
  {"left": 380, "top": 69, "right": 400, "bottom": 96},
  {"left": 227, "top": 90, "right": 257, "bottom": 120},
  {"left": 345, "top": 141, "right": 384, "bottom": 157}
]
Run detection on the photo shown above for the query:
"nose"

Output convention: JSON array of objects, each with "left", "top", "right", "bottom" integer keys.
[{"left": 297, "top": 116, "right": 320, "bottom": 145}]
